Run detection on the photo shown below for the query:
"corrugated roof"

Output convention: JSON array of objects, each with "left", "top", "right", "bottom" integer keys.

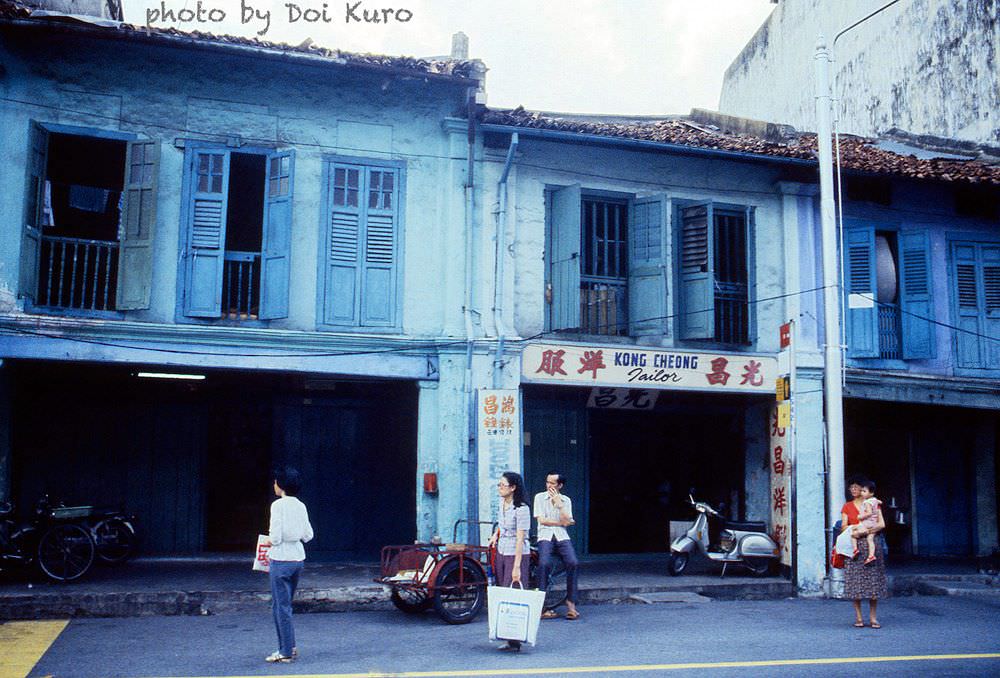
[
  {"left": 0, "top": 0, "right": 480, "bottom": 80},
  {"left": 483, "top": 107, "right": 1000, "bottom": 185}
]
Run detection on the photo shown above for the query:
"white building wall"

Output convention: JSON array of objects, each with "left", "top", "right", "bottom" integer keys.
[{"left": 719, "top": 0, "right": 999, "bottom": 144}]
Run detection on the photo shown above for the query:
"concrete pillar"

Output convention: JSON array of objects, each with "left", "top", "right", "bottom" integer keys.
[
  {"left": 974, "top": 415, "right": 998, "bottom": 556},
  {"left": 416, "top": 379, "right": 440, "bottom": 542},
  {"left": 794, "top": 367, "right": 828, "bottom": 596}
]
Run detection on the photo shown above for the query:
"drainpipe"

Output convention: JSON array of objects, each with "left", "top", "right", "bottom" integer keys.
[
  {"left": 492, "top": 133, "right": 519, "bottom": 389},
  {"left": 462, "top": 86, "right": 478, "bottom": 537}
]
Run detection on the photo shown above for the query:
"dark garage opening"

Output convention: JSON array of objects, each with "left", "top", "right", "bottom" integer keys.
[{"left": 10, "top": 361, "right": 417, "bottom": 560}]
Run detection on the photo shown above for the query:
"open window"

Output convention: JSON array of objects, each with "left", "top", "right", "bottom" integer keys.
[
  {"left": 676, "top": 202, "right": 752, "bottom": 345},
  {"left": 181, "top": 146, "right": 293, "bottom": 321},
  {"left": 18, "top": 123, "right": 159, "bottom": 312}
]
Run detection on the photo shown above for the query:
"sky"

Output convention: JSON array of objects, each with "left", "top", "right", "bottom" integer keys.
[{"left": 124, "top": 0, "right": 776, "bottom": 116}]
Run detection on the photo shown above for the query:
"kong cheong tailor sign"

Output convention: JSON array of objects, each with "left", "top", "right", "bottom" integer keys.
[{"left": 522, "top": 343, "right": 778, "bottom": 395}]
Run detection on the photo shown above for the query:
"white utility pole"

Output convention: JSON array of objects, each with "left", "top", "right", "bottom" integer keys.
[{"left": 814, "top": 36, "right": 845, "bottom": 591}]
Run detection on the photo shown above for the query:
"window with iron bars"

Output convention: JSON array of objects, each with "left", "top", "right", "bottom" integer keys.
[
  {"left": 580, "top": 197, "right": 628, "bottom": 335},
  {"left": 711, "top": 209, "right": 750, "bottom": 345}
]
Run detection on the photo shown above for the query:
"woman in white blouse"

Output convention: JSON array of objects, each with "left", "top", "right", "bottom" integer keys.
[{"left": 262, "top": 466, "right": 313, "bottom": 664}]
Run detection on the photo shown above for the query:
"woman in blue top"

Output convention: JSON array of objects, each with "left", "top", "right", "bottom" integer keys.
[{"left": 488, "top": 471, "right": 530, "bottom": 652}]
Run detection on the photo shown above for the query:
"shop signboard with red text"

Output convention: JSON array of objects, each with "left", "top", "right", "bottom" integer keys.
[{"left": 522, "top": 343, "right": 778, "bottom": 395}]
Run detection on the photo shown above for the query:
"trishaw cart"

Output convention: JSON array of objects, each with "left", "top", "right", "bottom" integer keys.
[{"left": 376, "top": 520, "right": 493, "bottom": 624}]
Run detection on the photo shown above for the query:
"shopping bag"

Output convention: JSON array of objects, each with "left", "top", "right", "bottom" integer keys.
[
  {"left": 487, "top": 583, "right": 545, "bottom": 646},
  {"left": 253, "top": 534, "right": 271, "bottom": 573},
  {"left": 834, "top": 528, "right": 855, "bottom": 558}
]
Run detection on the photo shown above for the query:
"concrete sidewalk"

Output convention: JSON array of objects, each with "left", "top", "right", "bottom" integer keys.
[{"left": 0, "top": 554, "right": 991, "bottom": 619}]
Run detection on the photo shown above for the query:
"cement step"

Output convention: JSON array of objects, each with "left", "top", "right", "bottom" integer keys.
[{"left": 915, "top": 581, "right": 1000, "bottom": 597}]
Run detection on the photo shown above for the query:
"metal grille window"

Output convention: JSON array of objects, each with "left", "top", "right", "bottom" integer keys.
[
  {"left": 580, "top": 198, "right": 627, "bottom": 335},
  {"left": 713, "top": 210, "right": 749, "bottom": 345}
]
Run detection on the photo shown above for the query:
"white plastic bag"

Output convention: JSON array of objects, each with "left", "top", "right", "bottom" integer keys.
[
  {"left": 835, "top": 527, "right": 856, "bottom": 557},
  {"left": 253, "top": 534, "right": 271, "bottom": 572},
  {"left": 488, "top": 583, "right": 545, "bottom": 646}
]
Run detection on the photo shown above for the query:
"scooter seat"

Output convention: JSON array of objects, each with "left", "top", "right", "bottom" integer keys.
[{"left": 724, "top": 520, "right": 767, "bottom": 533}]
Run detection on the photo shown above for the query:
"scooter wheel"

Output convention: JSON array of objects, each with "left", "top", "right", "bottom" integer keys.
[{"left": 666, "top": 552, "right": 689, "bottom": 576}]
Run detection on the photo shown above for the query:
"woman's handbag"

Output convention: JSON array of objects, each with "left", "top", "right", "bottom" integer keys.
[
  {"left": 487, "top": 582, "right": 546, "bottom": 646},
  {"left": 830, "top": 547, "right": 845, "bottom": 569}
]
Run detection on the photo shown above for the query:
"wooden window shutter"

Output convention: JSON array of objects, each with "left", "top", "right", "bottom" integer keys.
[
  {"left": 19, "top": 122, "right": 48, "bottom": 302},
  {"left": 324, "top": 164, "right": 363, "bottom": 325},
  {"left": 628, "top": 195, "right": 668, "bottom": 336},
  {"left": 677, "top": 202, "right": 715, "bottom": 339},
  {"left": 259, "top": 149, "right": 294, "bottom": 320},
  {"left": 898, "top": 229, "right": 935, "bottom": 359},
  {"left": 182, "top": 149, "right": 229, "bottom": 317},
  {"left": 844, "top": 225, "right": 878, "bottom": 358},
  {"left": 360, "top": 167, "right": 399, "bottom": 326},
  {"left": 549, "top": 184, "right": 581, "bottom": 331},
  {"left": 116, "top": 139, "right": 160, "bottom": 310}
]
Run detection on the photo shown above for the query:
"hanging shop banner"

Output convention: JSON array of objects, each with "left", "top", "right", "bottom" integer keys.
[
  {"left": 586, "top": 387, "right": 660, "bottom": 410},
  {"left": 523, "top": 343, "right": 778, "bottom": 395},
  {"left": 477, "top": 389, "right": 522, "bottom": 533},
  {"left": 769, "top": 401, "right": 792, "bottom": 566}
]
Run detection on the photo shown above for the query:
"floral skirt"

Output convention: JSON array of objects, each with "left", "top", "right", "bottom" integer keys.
[{"left": 843, "top": 537, "right": 888, "bottom": 600}]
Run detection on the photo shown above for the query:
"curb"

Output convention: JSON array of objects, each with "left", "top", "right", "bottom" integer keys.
[{"left": 0, "top": 581, "right": 797, "bottom": 619}]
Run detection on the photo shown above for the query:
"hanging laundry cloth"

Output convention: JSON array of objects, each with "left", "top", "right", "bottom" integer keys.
[
  {"left": 68, "top": 184, "right": 110, "bottom": 212},
  {"left": 42, "top": 180, "right": 55, "bottom": 227}
]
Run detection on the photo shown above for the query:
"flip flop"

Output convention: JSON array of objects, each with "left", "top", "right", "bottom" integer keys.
[
  {"left": 870, "top": 622, "right": 881, "bottom": 629},
  {"left": 565, "top": 609, "right": 580, "bottom": 620},
  {"left": 541, "top": 609, "right": 559, "bottom": 619},
  {"left": 853, "top": 621, "right": 865, "bottom": 628}
]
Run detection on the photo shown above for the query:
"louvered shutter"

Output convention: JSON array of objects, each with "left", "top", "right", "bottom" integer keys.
[
  {"left": 324, "top": 164, "right": 363, "bottom": 325},
  {"left": 259, "top": 150, "right": 294, "bottom": 320},
  {"left": 844, "top": 225, "right": 878, "bottom": 358},
  {"left": 628, "top": 195, "right": 668, "bottom": 336},
  {"left": 116, "top": 139, "right": 160, "bottom": 310},
  {"left": 982, "top": 245, "right": 1000, "bottom": 369},
  {"left": 183, "top": 150, "right": 229, "bottom": 317},
  {"left": 952, "top": 242, "right": 982, "bottom": 367},
  {"left": 678, "top": 202, "right": 715, "bottom": 339},
  {"left": 19, "top": 122, "right": 48, "bottom": 302},
  {"left": 550, "top": 184, "right": 581, "bottom": 331},
  {"left": 898, "top": 230, "right": 935, "bottom": 359},
  {"left": 361, "top": 167, "right": 398, "bottom": 326}
]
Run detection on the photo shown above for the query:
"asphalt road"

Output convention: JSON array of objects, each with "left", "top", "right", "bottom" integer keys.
[{"left": 19, "top": 594, "right": 1000, "bottom": 677}]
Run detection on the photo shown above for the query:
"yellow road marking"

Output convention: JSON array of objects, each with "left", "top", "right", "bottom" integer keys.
[
  {"left": 0, "top": 619, "right": 68, "bottom": 677},
  {"left": 191, "top": 652, "right": 1000, "bottom": 678}
]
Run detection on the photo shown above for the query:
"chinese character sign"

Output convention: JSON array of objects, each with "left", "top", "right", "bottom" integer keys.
[
  {"left": 477, "top": 389, "right": 522, "bottom": 525},
  {"left": 769, "top": 403, "right": 792, "bottom": 566},
  {"left": 523, "top": 343, "right": 777, "bottom": 394},
  {"left": 586, "top": 387, "right": 660, "bottom": 410}
]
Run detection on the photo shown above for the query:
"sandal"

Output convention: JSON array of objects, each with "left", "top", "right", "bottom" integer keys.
[
  {"left": 870, "top": 622, "right": 881, "bottom": 629},
  {"left": 864, "top": 555, "right": 877, "bottom": 565},
  {"left": 853, "top": 621, "right": 865, "bottom": 628},
  {"left": 565, "top": 609, "right": 580, "bottom": 620},
  {"left": 541, "top": 609, "right": 559, "bottom": 619}
]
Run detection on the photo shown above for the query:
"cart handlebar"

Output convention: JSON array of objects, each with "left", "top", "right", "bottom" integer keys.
[{"left": 453, "top": 519, "right": 498, "bottom": 545}]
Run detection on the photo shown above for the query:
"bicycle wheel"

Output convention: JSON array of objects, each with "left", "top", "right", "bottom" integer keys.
[
  {"left": 542, "top": 560, "right": 568, "bottom": 610},
  {"left": 38, "top": 523, "right": 95, "bottom": 582},
  {"left": 93, "top": 518, "right": 136, "bottom": 565},
  {"left": 390, "top": 587, "right": 433, "bottom": 614}
]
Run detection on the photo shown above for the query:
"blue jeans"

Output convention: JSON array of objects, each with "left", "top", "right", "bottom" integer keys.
[
  {"left": 269, "top": 560, "right": 303, "bottom": 657},
  {"left": 537, "top": 537, "right": 579, "bottom": 604}
]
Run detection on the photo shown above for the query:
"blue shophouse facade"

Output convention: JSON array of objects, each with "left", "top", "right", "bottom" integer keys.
[{"left": 0, "top": 5, "right": 491, "bottom": 558}]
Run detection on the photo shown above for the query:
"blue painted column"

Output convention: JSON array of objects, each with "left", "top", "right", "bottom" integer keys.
[
  {"left": 416, "top": 379, "right": 440, "bottom": 542},
  {"left": 794, "top": 367, "right": 828, "bottom": 596}
]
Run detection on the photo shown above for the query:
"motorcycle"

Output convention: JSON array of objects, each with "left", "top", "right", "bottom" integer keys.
[{"left": 666, "top": 494, "right": 779, "bottom": 577}]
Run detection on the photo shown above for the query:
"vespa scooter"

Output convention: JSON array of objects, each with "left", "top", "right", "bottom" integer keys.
[{"left": 667, "top": 494, "right": 778, "bottom": 577}]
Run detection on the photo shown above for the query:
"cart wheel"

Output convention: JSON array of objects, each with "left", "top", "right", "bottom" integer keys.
[
  {"left": 433, "top": 558, "right": 486, "bottom": 624},
  {"left": 391, "top": 588, "right": 433, "bottom": 614}
]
